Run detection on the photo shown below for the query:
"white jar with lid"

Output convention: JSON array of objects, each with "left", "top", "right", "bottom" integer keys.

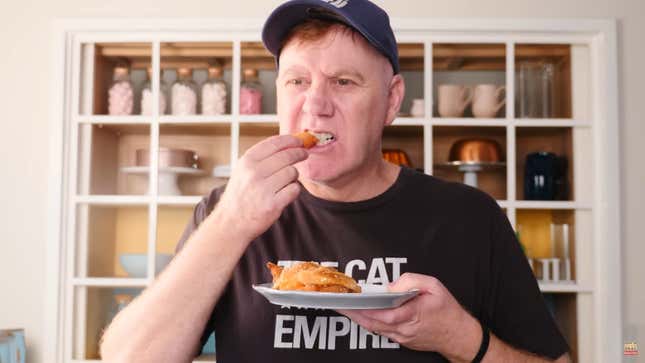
[
  {"left": 201, "top": 63, "right": 227, "bottom": 115},
  {"left": 410, "top": 98, "right": 425, "bottom": 117},
  {"left": 108, "top": 64, "right": 134, "bottom": 115},
  {"left": 171, "top": 67, "right": 198, "bottom": 115}
]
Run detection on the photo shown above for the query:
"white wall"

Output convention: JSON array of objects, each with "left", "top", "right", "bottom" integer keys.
[{"left": 0, "top": 0, "right": 642, "bottom": 362}]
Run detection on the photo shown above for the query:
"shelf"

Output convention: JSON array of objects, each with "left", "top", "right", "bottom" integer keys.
[
  {"left": 383, "top": 125, "right": 425, "bottom": 170},
  {"left": 431, "top": 118, "right": 508, "bottom": 127},
  {"left": 539, "top": 282, "right": 592, "bottom": 293},
  {"left": 62, "top": 27, "right": 611, "bottom": 363},
  {"left": 74, "top": 115, "right": 152, "bottom": 124},
  {"left": 159, "top": 115, "right": 234, "bottom": 124},
  {"left": 517, "top": 209, "right": 578, "bottom": 283},
  {"left": 194, "top": 355, "right": 216, "bottom": 362},
  {"left": 513, "top": 119, "right": 591, "bottom": 128},
  {"left": 391, "top": 117, "right": 427, "bottom": 126},
  {"left": 98, "top": 41, "right": 234, "bottom": 70},
  {"left": 542, "top": 293, "right": 580, "bottom": 361},
  {"left": 71, "top": 116, "right": 592, "bottom": 128},
  {"left": 157, "top": 195, "right": 203, "bottom": 206},
  {"left": 157, "top": 124, "right": 230, "bottom": 196},
  {"left": 433, "top": 43, "right": 507, "bottom": 71},
  {"left": 98, "top": 41, "right": 426, "bottom": 72},
  {"left": 238, "top": 115, "right": 278, "bottom": 123},
  {"left": 516, "top": 127, "right": 574, "bottom": 201},
  {"left": 515, "top": 44, "right": 572, "bottom": 119},
  {"left": 513, "top": 200, "right": 591, "bottom": 210},
  {"left": 496, "top": 200, "right": 510, "bottom": 208},
  {"left": 72, "top": 286, "right": 145, "bottom": 360},
  {"left": 92, "top": 42, "right": 573, "bottom": 72},
  {"left": 430, "top": 118, "right": 592, "bottom": 128},
  {"left": 71, "top": 278, "right": 149, "bottom": 287},
  {"left": 239, "top": 123, "right": 279, "bottom": 156},
  {"left": 75, "top": 205, "right": 150, "bottom": 279},
  {"left": 76, "top": 123, "right": 151, "bottom": 195},
  {"left": 432, "top": 126, "right": 507, "bottom": 200},
  {"left": 157, "top": 205, "right": 195, "bottom": 259},
  {"left": 74, "top": 195, "right": 151, "bottom": 205},
  {"left": 432, "top": 43, "right": 507, "bottom": 120}
]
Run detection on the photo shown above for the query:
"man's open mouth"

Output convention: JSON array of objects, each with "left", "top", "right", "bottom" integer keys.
[{"left": 307, "top": 130, "right": 336, "bottom": 146}]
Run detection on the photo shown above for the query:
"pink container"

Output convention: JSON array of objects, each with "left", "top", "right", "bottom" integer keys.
[{"left": 240, "top": 87, "right": 262, "bottom": 114}]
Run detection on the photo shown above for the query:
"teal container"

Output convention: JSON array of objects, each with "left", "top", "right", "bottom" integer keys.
[
  {"left": 0, "top": 329, "right": 26, "bottom": 363},
  {"left": 201, "top": 332, "right": 216, "bottom": 355}
]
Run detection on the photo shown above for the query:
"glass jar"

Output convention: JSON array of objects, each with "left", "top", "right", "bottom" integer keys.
[
  {"left": 141, "top": 67, "right": 167, "bottom": 116},
  {"left": 201, "top": 63, "right": 227, "bottom": 115},
  {"left": 240, "top": 68, "right": 263, "bottom": 114},
  {"left": 171, "top": 67, "right": 198, "bottom": 115},
  {"left": 517, "top": 61, "right": 555, "bottom": 118},
  {"left": 108, "top": 64, "right": 134, "bottom": 115},
  {"left": 540, "top": 62, "right": 555, "bottom": 118}
]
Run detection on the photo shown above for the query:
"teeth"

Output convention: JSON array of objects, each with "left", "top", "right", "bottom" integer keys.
[{"left": 309, "top": 131, "right": 335, "bottom": 146}]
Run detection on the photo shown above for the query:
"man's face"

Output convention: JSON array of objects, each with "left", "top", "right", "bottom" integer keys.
[{"left": 276, "top": 27, "right": 399, "bottom": 184}]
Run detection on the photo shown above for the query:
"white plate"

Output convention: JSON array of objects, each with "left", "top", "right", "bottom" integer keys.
[{"left": 252, "top": 283, "right": 419, "bottom": 310}]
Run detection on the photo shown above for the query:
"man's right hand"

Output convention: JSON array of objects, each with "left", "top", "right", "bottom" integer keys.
[{"left": 214, "top": 134, "right": 308, "bottom": 241}]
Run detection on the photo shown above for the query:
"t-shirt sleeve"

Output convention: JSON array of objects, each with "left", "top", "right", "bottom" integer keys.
[
  {"left": 174, "top": 187, "right": 224, "bottom": 254},
  {"left": 483, "top": 204, "right": 570, "bottom": 359},
  {"left": 173, "top": 187, "right": 224, "bottom": 356}
]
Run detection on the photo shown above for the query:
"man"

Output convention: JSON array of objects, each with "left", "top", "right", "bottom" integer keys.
[{"left": 100, "top": 1, "right": 571, "bottom": 362}]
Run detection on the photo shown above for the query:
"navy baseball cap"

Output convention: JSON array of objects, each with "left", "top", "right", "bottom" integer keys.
[{"left": 261, "top": 0, "right": 400, "bottom": 74}]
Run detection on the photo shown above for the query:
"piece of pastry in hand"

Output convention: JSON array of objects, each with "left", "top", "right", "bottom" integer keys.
[
  {"left": 293, "top": 131, "right": 335, "bottom": 149},
  {"left": 266, "top": 261, "right": 361, "bottom": 293}
]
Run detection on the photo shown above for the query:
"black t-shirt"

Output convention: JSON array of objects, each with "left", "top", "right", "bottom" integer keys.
[{"left": 176, "top": 167, "right": 569, "bottom": 362}]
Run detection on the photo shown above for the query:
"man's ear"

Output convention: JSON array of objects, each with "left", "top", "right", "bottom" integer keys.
[{"left": 384, "top": 74, "right": 405, "bottom": 126}]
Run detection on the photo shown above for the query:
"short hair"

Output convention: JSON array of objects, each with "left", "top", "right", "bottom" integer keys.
[{"left": 280, "top": 19, "right": 364, "bottom": 58}]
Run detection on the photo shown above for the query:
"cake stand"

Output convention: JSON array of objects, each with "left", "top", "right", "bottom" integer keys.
[
  {"left": 121, "top": 166, "right": 205, "bottom": 195},
  {"left": 435, "top": 161, "right": 506, "bottom": 188}
]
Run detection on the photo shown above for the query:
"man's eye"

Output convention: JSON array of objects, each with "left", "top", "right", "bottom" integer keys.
[
  {"left": 336, "top": 79, "right": 352, "bottom": 86},
  {"left": 288, "top": 79, "right": 304, "bottom": 86}
]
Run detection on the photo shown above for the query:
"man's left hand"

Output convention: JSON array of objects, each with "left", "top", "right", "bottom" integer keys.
[{"left": 337, "top": 273, "right": 481, "bottom": 359}]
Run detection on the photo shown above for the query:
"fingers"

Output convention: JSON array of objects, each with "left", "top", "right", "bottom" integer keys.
[
  {"left": 337, "top": 310, "right": 407, "bottom": 339},
  {"left": 358, "top": 302, "right": 416, "bottom": 325},
  {"left": 389, "top": 272, "right": 440, "bottom": 294},
  {"left": 274, "top": 182, "right": 301, "bottom": 211},
  {"left": 245, "top": 135, "right": 303, "bottom": 162},
  {"left": 336, "top": 300, "right": 419, "bottom": 337},
  {"left": 257, "top": 147, "right": 308, "bottom": 178},
  {"left": 267, "top": 166, "right": 299, "bottom": 194}
]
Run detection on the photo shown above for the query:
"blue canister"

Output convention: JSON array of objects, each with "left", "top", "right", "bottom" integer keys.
[
  {"left": 524, "top": 152, "right": 569, "bottom": 200},
  {"left": 0, "top": 329, "right": 26, "bottom": 363}
]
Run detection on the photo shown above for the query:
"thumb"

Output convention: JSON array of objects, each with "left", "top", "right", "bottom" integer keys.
[{"left": 388, "top": 272, "right": 437, "bottom": 294}]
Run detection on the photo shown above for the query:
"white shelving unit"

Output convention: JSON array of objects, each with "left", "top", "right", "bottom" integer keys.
[{"left": 47, "top": 18, "right": 621, "bottom": 363}]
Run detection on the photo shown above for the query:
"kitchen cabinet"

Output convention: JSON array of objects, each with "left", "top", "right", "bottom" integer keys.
[{"left": 47, "top": 18, "right": 621, "bottom": 362}]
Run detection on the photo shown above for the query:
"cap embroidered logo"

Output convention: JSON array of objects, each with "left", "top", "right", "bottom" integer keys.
[{"left": 320, "top": 0, "right": 349, "bottom": 9}]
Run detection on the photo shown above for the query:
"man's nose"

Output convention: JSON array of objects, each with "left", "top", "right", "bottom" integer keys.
[{"left": 302, "top": 81, "right": 333, "bottom": 117}]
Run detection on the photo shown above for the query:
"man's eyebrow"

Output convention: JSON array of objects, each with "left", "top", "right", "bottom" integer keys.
[
  {"left": 327, "top": 68, "right": 366, "bottom": 83},
  {"left": 278, "top": 65, "right": 308, "bottom": 77}
]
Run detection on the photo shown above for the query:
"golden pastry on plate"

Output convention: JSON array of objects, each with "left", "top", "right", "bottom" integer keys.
[{"left": 266, "top": 261, "right": 361, "bottom": 293}]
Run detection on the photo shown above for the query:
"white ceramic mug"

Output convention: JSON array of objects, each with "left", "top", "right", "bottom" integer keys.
[
  {"left": 410, "top": 98, "right": 425, "bottom": 117},
  {"left": 438, "top": 85, "right": 473, "bottom": 118},
  {"left": 472, "top": 84, "right": 506, "bottom": 118}
]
